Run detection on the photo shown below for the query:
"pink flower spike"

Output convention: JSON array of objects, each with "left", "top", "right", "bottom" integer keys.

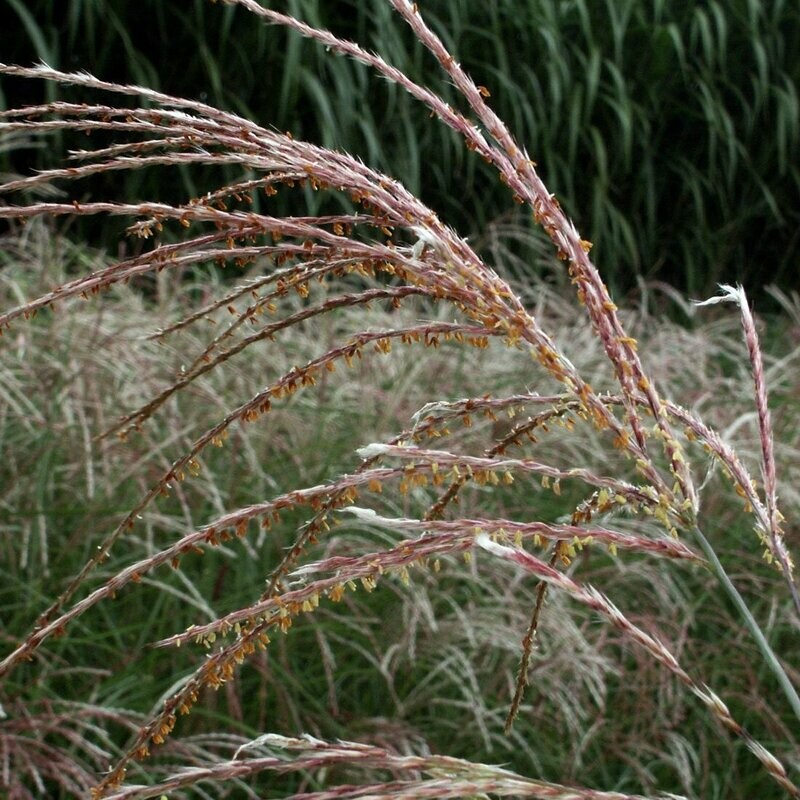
[{"left": 695, "top": 284, "right": 799, "bottom": 615}]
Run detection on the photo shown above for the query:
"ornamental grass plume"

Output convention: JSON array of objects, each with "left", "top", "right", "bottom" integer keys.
[{"left": 0, "top": 1, "right": 798, "bottom": 798}]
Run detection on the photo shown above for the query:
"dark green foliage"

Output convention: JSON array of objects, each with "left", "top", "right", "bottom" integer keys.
[{"left": 2, "top": 0, "right": 799, "bottom": 299}]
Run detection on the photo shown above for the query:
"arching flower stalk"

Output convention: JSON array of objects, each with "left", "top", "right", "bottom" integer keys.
[{"left": 0, "top": 1, "right": 797, "bottom": 798}]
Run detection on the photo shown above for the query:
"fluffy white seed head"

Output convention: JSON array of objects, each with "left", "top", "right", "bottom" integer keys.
[{"left": 693, "top": 283, "right": 745, "bottom": 308}]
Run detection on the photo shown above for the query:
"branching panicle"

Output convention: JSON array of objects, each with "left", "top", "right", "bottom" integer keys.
[{"left": 0, "top": 2, "right": 797, "bottom": 799}]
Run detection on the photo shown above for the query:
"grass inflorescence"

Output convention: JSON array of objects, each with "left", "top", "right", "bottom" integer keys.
[{"left": 0, "top": 1, "right": 798, "bottom": 798}]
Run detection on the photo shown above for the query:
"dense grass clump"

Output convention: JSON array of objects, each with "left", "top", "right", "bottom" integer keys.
[
  {"left": 0, "top": 2, "right": 798, "bottom": 798},
  {"left": 2, "top": 0, "right": 799, "bottom": 297}
]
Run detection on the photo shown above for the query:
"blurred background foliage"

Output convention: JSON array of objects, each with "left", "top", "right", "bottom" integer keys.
[{"left": 0, "top": 0, "right": 799, "bottom": 300}]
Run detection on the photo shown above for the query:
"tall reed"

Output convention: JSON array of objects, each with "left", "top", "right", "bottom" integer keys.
[
  {"left": 5, "top": 0, "right": 800, "bottom": 297},
  {"left": 0, "top": 1, "right": 797, "bottom": 797}
]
